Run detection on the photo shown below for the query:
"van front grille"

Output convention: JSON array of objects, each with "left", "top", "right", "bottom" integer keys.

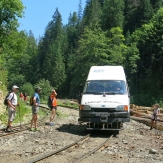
[{"left": 92, "top": 108, "right": 116, "bottom": 112}]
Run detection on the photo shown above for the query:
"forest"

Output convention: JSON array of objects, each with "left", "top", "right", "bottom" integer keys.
[{"left": 0, "top": 0, "right": 163, "bottom": 106}]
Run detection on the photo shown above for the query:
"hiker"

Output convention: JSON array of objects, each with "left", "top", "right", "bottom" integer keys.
[
  {"left": 6, "top": 85, "right": 19, "bottom": 132},
  {"left": 30, "top": 87, "right": 42, "bottom": 131},
  {"left": 23, "top": 92, "right": 27, "bottom": 101},
  {"left": 49, "top": 90, "right": 57, "bottom": 126},
  {"left": 150, "top": 104, "right": 160, "bottom": 130},
  {"left": 20, "top": 92, "right": 23, "bottom": 100}
]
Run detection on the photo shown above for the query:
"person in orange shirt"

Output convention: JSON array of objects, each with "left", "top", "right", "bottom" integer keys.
[{"left": 49, "top": 90, "right": 57, "bottom": 126}]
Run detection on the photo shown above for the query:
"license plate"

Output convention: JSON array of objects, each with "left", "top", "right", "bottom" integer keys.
[
  {"left": 95, "top": 113, "right": 110, "bottom": 116},
  {"left": 101, "top": 113, "right": 109, "bottom": 116},
  {"left": 95, "top": 113, "right": 100, "bottom": 116}
]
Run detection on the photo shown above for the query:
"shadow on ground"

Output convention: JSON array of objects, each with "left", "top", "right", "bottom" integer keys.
[{"left": 56, "top": 123, "right": 117, "bottom": 138}]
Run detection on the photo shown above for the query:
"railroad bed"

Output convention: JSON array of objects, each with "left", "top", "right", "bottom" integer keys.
[
  {"left": 28, "top": 133, "right": 114, "bottom": 163},
  {"left": 0, "top": 104, "right": 50, "bottom": 138},
  {"left": 0, "top": 105, "right": 163, "bottom": 163}
]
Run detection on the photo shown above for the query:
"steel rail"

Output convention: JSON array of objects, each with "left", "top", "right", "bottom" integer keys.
[
  {"left": 0, "top": 103, "right": 75, "bottom": 138},
  {"left": 27, "top": 134, "right": 90, "bottom": 163},
  {"left": 0, "top": 105, "right": 50, "bottom": 138},
  {"left": 72, "top": 134, "right": 113, "bottom": 163}
]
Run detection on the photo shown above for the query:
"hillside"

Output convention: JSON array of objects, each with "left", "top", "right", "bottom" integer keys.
[{"left": 0, "top": 89, "right": 5, "bottom": 114}]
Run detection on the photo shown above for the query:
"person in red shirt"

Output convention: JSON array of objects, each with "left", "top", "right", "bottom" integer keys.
[
  {"left": 20, "top": 92, "right": 24, "bottom": 100},
  {"left": 49, "top": 90, "right": 57, "bottom": 126},
  {"left": 23, "top": 92, "right": 27, "bottom": 101}
]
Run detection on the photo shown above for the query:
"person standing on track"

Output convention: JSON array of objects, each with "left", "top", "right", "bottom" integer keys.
[
  {"left": 49, "top": 90, "right": 57, "bottom": 126},
  {"left": 150, "top": 104, "right": 160, "bottom": 130},
  {"left": 30, "top": 87, "right": 42, "bottom": 131},
  {"left": 6, "top": 85, "right": 19, "bottom": 132}
]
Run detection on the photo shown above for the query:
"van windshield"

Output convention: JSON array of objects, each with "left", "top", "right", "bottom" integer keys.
[{"left": 83, "top": 80, "right": 127, "bottom": 95}]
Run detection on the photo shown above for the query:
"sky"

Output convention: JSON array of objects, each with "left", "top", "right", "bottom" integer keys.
[{"left": 18, "top": 0, "right": 86, "bottom": 38}]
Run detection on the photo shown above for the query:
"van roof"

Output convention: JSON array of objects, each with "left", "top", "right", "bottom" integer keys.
[{"left": 87, "top": 66, "right": 126, "bottom": 81}]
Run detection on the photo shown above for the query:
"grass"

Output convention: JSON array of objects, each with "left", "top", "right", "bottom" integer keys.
[
  {"left": 0, "top": 100, "right": 47, "bottom": 125},
  {"left": 0, "top": 100, "right": 30, "bottom": 124},
  {"left": 56, "top": 110, "right": 69, "bottom": 118},
  {"left": 41, "top": 99, "right": 79, "bottom": 109},
  {"left": 57, "top": 100, "right": 79, "bottom": 109}
]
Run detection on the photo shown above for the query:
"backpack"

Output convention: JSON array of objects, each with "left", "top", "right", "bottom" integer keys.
[
  {"left": 47, "top": 96, "right": 54, "bottom": 108},
  {"left": 4, "top": 92, "right": 14, "bottom": 106},
  {"left": 30, "top": 96, "right": 34, "bottom": 106}
]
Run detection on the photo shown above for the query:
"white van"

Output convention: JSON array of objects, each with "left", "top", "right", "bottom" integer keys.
[{"left": 78, "top": 66, "right": 130, "bottom": 130}]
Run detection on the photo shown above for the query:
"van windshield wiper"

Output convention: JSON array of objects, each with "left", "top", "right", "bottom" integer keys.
[
  {"left": 83, "top": 92, "right": 103, "bottom": 95},
  {"left": 105, "top": 91, "right": 124, "bottom": 95}
]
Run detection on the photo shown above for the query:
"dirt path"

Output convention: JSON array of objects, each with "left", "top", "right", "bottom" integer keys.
[{"left": 0, "top": 106, "right": 163, "bottom": 163}]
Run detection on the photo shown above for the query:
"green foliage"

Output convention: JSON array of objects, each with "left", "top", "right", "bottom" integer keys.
[
  {"left": 21, "top": 83, "right": 34, "bottom": 96},
  {"left": 8, "top": 74, "right": 25, "bottom": 90},
  {"left": 38, "top": 8, "right": 66, "bottom": 92},
  {"left": 34, "top": 79, "right": 52, "bottom": 100},
  {"left": 2, "top": 0, "right": 163, "bottom": 107},
  {"left": 0, "top": 68, "right": 8, "bottom": 92},
  {"left": 102, "top": 0, "right": 125, "bottom": 30},
  {"left": 0, "top": 0, "right": 24, "bottom": 47},
  {"left": 83, "top": 0, "right": 102, "bottom": 27},
  {"left": 0, "top": 100, "right": 30, "bottom": 124},
  {"left": 57, "top": 100, "right": 79, "bottom": 109},
  {"left": 70, "top": 27, "right": 128, "bottom": 93},
  {"left": 128, "top": 8, "right": 163, "bottom": 105}
]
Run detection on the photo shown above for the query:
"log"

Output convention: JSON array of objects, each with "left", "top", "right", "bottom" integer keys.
[
  {"left": 135, "top": 106, "right": 152, "bottom": 110},
  {"left": 132, "top": 109, "right": 152, "bottom": 114},
  {"left": 130, "top": 104, "right": 163, "bottom": 113},
  {"left": 130, "top": 109, "right": 163, "bottom": 122},
  {"left": 131, "top": 116, "right": 163, "bottom": 131}
]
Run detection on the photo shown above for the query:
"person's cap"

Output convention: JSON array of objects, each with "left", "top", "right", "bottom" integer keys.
[
  {"left": 12, "top": 85, "right": 19, "bottom": 89},
  {"left": 35, "top": 87, "right": 42, "bottom": 92}
]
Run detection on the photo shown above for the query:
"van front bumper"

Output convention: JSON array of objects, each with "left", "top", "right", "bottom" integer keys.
[
  {"left": 78, "top": 117, "right": 130, "bottom": 123},
  {"left": 78, "top": 111, "right": 130, "bottom": 123}
]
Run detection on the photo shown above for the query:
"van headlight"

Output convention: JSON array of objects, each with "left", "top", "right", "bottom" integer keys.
[
  {"left": 116, "top": 105, "right": 128, "bottom": 111},
  {"left": 80, "top": 105, "right": 91, "bottom": 110}
]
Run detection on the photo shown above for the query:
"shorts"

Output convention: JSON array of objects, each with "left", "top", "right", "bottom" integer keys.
[
  {"left": 32, "top": 106, "right": 39, "bottom": 114},
  {"left": 8, "top": 107, "right": 16, "bottom": 122},
  {"left": 50, "top": 106, "right": 57, "bottom": 111},
  {"left": 152, "top": 115, "right": 159, "bottom": 121}
]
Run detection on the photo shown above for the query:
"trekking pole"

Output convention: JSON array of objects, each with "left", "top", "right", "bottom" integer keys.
[{"left": 18, "top": 105, "right": 22, "bottom": 129}]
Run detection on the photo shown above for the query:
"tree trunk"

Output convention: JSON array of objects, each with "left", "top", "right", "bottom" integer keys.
[
  {"left": 131, "top": 116, "right": 163, "bottom": 131},
  {"left": 130, "top": 109, "right": 163, "bottom": 122}
]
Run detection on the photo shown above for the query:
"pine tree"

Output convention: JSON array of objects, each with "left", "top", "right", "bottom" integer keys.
[
  {"left": 124, "top": 0, "right": 154, "bottom": 34},
  {"left": 83, "top": 0, "right": 102, "bottom": 28},
  {"left": 38, "top": 8, "right": 66, "bottom": 91},
  {"left": 150, "top": 0, "right": 163, "bottom": 11},
  {"left": 78, "top": 0, "right": 83, "bottom": 22},
  {"left": 102, "top": 0, "right": 125, "bottom": 30}
]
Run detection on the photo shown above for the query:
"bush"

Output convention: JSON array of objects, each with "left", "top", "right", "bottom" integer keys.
[
  {"left": 8, "top": 73, "right": 26, "bottom": 90},
  {"left": 0, "top": 69, "right": 8, "bottom": 92},
  {"left": 34, "top": 79, "right": 52, "bottom": 100},
  {"left": 21, "top": 82, "right": 34, "bottom": 96}
]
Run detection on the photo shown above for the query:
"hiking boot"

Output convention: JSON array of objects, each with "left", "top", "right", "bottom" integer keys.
[
  {"left": 29, "top": 128, "right": 35, "bottom": 131},
  {"left": 49, "top": 122, "right": 54, "bottom": 126},
  {"left": 34, "top": 128, "right": 39, "bottom": 131},
  {"left": 6, "top": 128, "right": 13, "bottom": 132}
]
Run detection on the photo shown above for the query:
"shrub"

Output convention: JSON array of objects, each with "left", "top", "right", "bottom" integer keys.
[
  {"left": 21, "top": 82, "right": 34, "bottom": 96},
  {"left": 8, "top": 73, "right": 26, "bottom": 90},
  {"left": 34, "top": 79, "right": 52, "bottom": 100}
]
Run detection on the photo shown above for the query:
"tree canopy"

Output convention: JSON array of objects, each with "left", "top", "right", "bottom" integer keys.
[{"left": 1, "top": 0, "right": 163, "bottom": 105}]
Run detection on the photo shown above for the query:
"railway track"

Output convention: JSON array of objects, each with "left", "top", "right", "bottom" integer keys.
[
  {"left": 0, "top": 105, "right": 50, "bottom": 138},
  {"left": 27, "top": 133, "right": 114, "bottom": 163},
  {"left": 0, "top": 103, "right": 75, "bottom": 138},
  {"left": 0, "top": 123, "right": 30, "bottom": 138}
]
